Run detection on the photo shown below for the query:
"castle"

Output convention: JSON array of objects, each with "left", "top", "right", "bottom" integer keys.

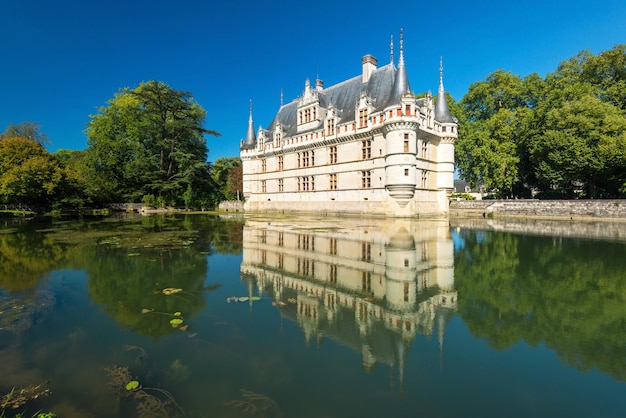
[
  {"left": 239, "top": 217, "right": 457, "bottom": 388},
  {"left": 240, "top": 32, "right": 457, "bottom": 217}
]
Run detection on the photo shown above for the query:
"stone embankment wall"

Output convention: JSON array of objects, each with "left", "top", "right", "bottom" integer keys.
[
  {"left": 218, "top": 201, "right": 244, "bottom": 212},
  {"left": 450, "top": 217, "right": 626, "bottom": 242},
  {"left": 104, "top": 203, "right": 143, "bottom": 211},
  {"left": 449, "top": 199, "right": 626, "bottom": 220}
]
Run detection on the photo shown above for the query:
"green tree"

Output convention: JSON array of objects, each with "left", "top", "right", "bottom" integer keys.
[
  {"left": 0, "top": 137, "right": 68, "bottom": 209},
  {"left": 524, "top": 45, "right": 626, "bottom": 198},
  {"left": 0, "top": 121, "right": 49, "bottom": 145},
  {"left": 210, "top": 157, "right": 242, "bottom": 202},
  {"left": 457, "top": 46, "right": 626, "bottom": 198},
  {"left": 85, "top": 81, "right": 220, "bottom": 205},
  {"left": 457, "top": 70, "right": 534, "bottom": 197},
  {"left": 528, "top": 95, "right": 626, "bottom": 198}
]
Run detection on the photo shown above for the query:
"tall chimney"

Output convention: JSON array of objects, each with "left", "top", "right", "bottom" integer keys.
[{"left": 362, "top": 54, "right": 378, "bottom": 83}]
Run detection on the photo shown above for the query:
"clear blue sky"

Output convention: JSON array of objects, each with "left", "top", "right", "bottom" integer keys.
[{"left": 1, "top": 0, "right": 624, "bottom": 163}]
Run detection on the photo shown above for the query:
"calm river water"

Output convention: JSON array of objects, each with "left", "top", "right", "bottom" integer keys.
[{"left": 0, "top": 214, "right": 624, "bottom": 418}]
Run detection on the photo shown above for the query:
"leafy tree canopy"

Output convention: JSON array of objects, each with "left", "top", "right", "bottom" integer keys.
[
  {"left": 85, "top": 81, "right": 220, "bottom": 205},
  {"left": 0, "top": 121, "right": 49, "bottom": 145},
  {"left": 0, "top": 137, "right": 70, "bottom": 208},
  {"left": 455, "top": 45, "right": 626, "bottom": 198}
]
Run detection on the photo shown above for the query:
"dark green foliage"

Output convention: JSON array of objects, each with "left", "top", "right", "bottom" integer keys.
[
  {"left": 85, "top": 81, "right": 220, "bottom": 206},
  {"left": 456, "top": 45, "right": 626, "bottom": 198},
  {"left": 454, "top": 230, "right": 626, "bottom": 381}
]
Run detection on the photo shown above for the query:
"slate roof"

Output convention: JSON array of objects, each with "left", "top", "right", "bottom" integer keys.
[
  {"left": 262, "top": 62, "right": 401, "bottom": 142},
  {"left": 242, "top": 49, "right": 454, "bottom": 148}
]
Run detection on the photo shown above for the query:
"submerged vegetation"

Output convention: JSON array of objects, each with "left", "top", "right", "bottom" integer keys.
[
  {"left": 103, "top": 364, "right": 184, "bottom": 418},
  {"left": 0, "top": 382, "right": 51, "bottom": 411},
  {"left": 224, "top": 389, "right": 283, "bottom": 418}
]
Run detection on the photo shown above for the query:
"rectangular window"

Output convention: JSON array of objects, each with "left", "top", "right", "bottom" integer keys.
[
  {"left": 329, "top": 237, "right": 337, "bottom": 255},
  {"left": 361, "top": 242, "right": 371, "bottom": 261},
  {"left": 327, "top": 118, "right": 335, "bottom": 135},
  {"left": 329, "top": 146, "right": 337, "bottom": 164},
  {"left": 329, "top": 173, "right": 337, "bottom": 190},
  {"left": 329, "top": 264, "right": 337, "bottom": 283},
  {"left": 404, "top": 168, "right": 409, "bottom": 176},
  {"left": 359, "top": 109, "right": 368, "bottom": 128},
  {"left": 278, "top": 178, "right": 284, "bottom": 192},
  {"left": 297, "top": 152, "right": 301, "bottom": 168},
  {"left": 361, "top": 170, "right": 371, "bottom": 188},
  {"left": 361, "top": 140, "right": 372, "bottom": 160},
  {"left": 261, "top": 180, "right": 266, "bottom": 193},
  {"left": 405, "top": 104, "right": 411, "bottom": 115},
  {"left": 278, "top": 156, "right": 284, "bottom": 171},
  {"left": 278, "top": 232, "right": 284, "bottom": 247},
  {"left": 297, "top": 176, "right": 301, "bottom": 191},
  {"left": 311, "top": 150, "right": 315, "bottom": 167},
  {"left": 261, "top": 159, "right": 266, "bottom": 173},
  {"left": 311, "top": 176, "right": 315, "bottom": 191},
  {"left": 361, "top": 271, "right": 371, "bottom": 291}
]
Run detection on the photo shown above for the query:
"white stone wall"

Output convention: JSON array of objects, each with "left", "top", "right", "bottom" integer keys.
[{"left": 241, "top": 98, "right": 456, "bottom": 217}]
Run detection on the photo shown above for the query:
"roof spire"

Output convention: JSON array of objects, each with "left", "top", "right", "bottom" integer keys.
[
  {"left": 390, "top": 34, "right": 394, "bottom": 65},
  {"left": 398, "top": 28, "right": 405, "bottom": 67},
  {"left": 242, "top": 100, "right": 257, "bottom": 149},
  {"left": 440, "top": 56, "right": 444, "bottom": 86},
  {"left": 435, "top": 57, "right": 455, "bottom": 123},
  {"left": 391, "top": 28, "right": 411, "bottom": 103}
]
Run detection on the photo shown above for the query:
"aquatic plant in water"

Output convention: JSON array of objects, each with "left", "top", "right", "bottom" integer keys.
[
  {"left": 141, "top": 308, "right": 188, "bottom": 330},
  {"left": 103, "top": 365, "right": 184, "bottom": 418},
  {"left": 224, "top": 389, "right": 283, "bottom": 418},
  {"left": 0, "top": 382, "right": 51, "bottom": 411}
]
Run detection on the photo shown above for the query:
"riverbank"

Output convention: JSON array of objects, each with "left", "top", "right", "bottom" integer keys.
[{"left": 449, "top": 199, "right": 626, "bottom": 221}]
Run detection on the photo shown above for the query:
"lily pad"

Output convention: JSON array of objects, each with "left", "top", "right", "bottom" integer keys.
[
  {"left": 238, "top": 296, "right": 249, "bottom": 302},
  {"left": 249, "top": 296, "right": 261, "bottom": 301},
  {"left": 170, "top": 318, "right": 184, "bottom": 327},
  {"left": 125, "top": 380, "right": 140, "bottom": 391},
  {"left": 174, "top": 311, "right": 182, "bottom": 317},
  {"left": 162, "top": 288, "right": 183, "bottom": 295}
]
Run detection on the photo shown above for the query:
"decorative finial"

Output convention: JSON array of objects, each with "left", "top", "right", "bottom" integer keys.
[
  {"left": 280, "top": 89, "right": 284, "bottom": 107},
  {"left": 390, "top": 34, "right": 394, "bottom": 64},
  {"left": 440, "top": 56, "right": 444, "bottom": 86},
  {"left": 398, "top": 28, "right": 405, "bottom": 67}
]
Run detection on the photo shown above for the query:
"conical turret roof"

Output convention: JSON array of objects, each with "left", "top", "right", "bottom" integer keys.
[
  {"left": 435, "top": 58, "right": 455, "bottom": 123},
  {"left": 241, "top": 101, "right": 257, "bottom": 149}
]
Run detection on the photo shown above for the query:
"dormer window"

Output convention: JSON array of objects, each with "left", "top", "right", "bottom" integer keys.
[
  {"left": 274, "top": 124, "right": 282, "bottom": 147},
  {"left": 358, "top": 108, "right": 368, "bottom": 128},
  {"left": 298, "top": 106, "right": 318, "bottom": 125},
  {"left": 327, "top": 118, "right": 335, "bottom": 135}
]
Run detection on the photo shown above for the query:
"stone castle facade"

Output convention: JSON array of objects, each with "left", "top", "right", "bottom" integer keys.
[
  {"left": 239, "top": 217, "right": 457, "bottom": 386},
  {"left": 240, "top": 32, "right": 457, "bottom": 217}
]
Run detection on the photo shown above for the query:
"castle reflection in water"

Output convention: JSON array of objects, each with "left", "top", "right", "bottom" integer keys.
[{"left": 240, "top": 218, "right": 456, "bottom": 384}]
